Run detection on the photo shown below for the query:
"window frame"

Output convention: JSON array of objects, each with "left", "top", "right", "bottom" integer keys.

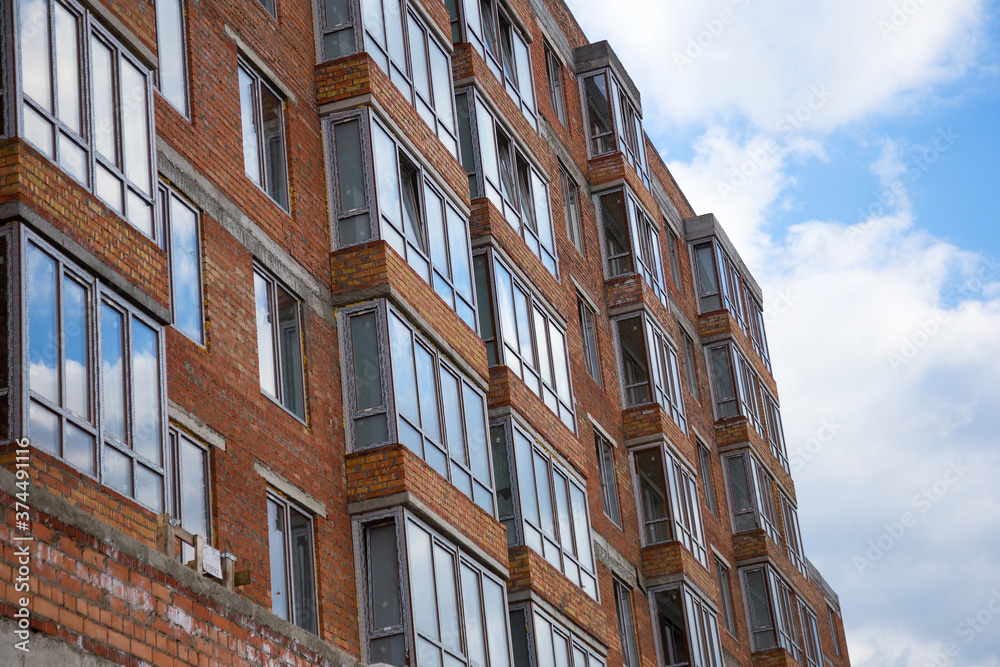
[
  {"left": 682, "top": 332, "right": 699, "bottom": 403},
  {"left": 722, "top": 450, "right": 780, "bottom": 543},
  {"left": 666, "top": 226, "right": 683, "bottom": 290},
  {"left": 266, "top": 490, "right": 319, "bottom": 633},
  {"left": 238, "top": 59, "right": 290, "bottom": 212},
  {"left": 317, "top": 0, "right": 360, "bottom": 62},
  {"left": 253, "top": 265, "right": 307, "bottom": 422},
  {"left": 697, "top": 441, "right": 717, "bottom": 516},
  {"left": 167, "top": 426, "right": 212, "bottom": 562},
  {"left": 21, "top": 231, "right": 168, "bottom": 512},
  {"left": 511, "top": 602, "right": 607, "bottom": 667},
  {"left": 474, "top": 248, "right": 575, "bottom": 431},
  {"left": 491, "top": 417, "right": 598, "bottom": 598},
  {"left": 780, "top": 491, "right": 807, "bottom": 576},
  {"left": 630, "top": 442, "right": 708, "bottom": 566},
  {"left": 595, "top": 186, "right": 667, "bottom": 306},
  {"left": 15, "top": 0, "right": 158, "bottom": 238},
  {"left": 159, "top": 182, "right": 204, "bottom": 345},
  {"left": 579, "top": 68, "right": 650, "bottom": 188},
  {"left": 455, "top": 87, "right": 557, "bottom": 276},
  {"left": 797, "top": 600, "right": 822, "bottom": 667},
  {"left": 355, "top": 508, "right": 516, "bottom": 667},
  {"left": 649, "top": 583, "right": 725, "bottom": 667},
  {"left": 449, "top": 0, "right": 537, "bottom": 128},
  {"left": 341, "top": 300, "right": 496, "bottom": 515},
  {"left": 828, "top": 605, "right": 842, "bottom": 656},
  {"left": 561, "top": 165, "right": 583, "bottom": 255},
  {"left": 594, "top": 429, "right": 621, "bottom": 527},
  {"left": 714, "top": 558, "right": 737, "bottom": 638},
  {"left": 613, "top": 311, "right": 686, "bottom": 431},
  {"left": 739, "top": 564, "right": 801, "bottom": 659},
  {"left": 577, "top": 294, "right": 601, "bottom": 385},
  {"left": 613, "top": 578, "right": 641, "bottom": 667},
  {"left": 154, "top": 0, "right": 190, "bottom": 115},
  {"left": 544, "top": 41, "right": 566, "bottom": 124}
]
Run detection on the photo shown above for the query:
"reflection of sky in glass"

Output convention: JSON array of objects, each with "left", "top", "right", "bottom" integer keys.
[
  {"left": 389, "top": 315, "right": 417, "bottom": 422},
  {"left": 27, "top": 244, "right": 57, "bottom": 402},
  {"left": 103, "top": 444, "right": 131, "bottom": 495},
  {"left": 64, "top": 276, "right": 89, "bottom": 418},
  {"left": 29, "top": 400, "right": 58, "bottom": 456},
  {"left": 53, "top": 2, "right": 81, "bottom": 133},
  {"left": 101, "top": 305, "right": 126, "bottom": 442},
  {"left": 132, "top": 321, "right": 160, "bottom": 464},
  {"left": 170, "top": 197, "right": 202, "bottom": 343},
  {"left": 121, "top": 61, "right": 150, "bottom": 194},
  {"left": 91, "top": 37, "right": 116, "bottom": 165},
  {"left": 239, "top": 68, "right": 260, "bottom": 183},
  {"left": 254, "top": 273, "right": 276, "bottom": 396},
  {"left": 20, "top": 0, "right": 52, "bottom": 111},
  {"left": 179, "top": 438, "right": 207, "bottom": 538},
  {"left": 268, "top": 499, "right": 288, "bottom": 620},
  {"left": 156, "top": 0, "right": 187, "bottom": 110}
]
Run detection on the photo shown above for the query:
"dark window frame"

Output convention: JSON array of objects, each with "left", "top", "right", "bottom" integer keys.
[
  {"left": 596, "top": 186, "right": 667, "bottom": 306},
  {"left": 780, "top": 491, "right": 807, "bottom": 576},
  {"left": 580, "top": 67, "right": 650, "bottom": 188},
  {"left": 715, "top": 558, "right": 737, "bottom": 638},
  {"left": 649, "top": 583, "right": 725, "bottom": 667},
  {"left": 341, "top": 300, "right": 497, "bottom": 515},
  {"left": 474, "top": 248, "right": 575, "bottom": 431},
  {"left": 511, "top": 602, "right": 607, "bottom": 667},
  {"left": 238, "top": 59, "right": 290, "bottom": 212},
  {"left": 544, "top": 41, "right": 566, "bottom": 124},
  {"left": 613, "top": 578, "right": 640, "bottom": 667},
  {"left": 577, "top": 294, "right": 601, "bottom": 385},
  {"left": 317, "top": 0, "right": 359, "bottom": 62},
  {"left": 739, "top": 564, "right": 801, "bottom": 659},
  {"left": 697, "top": 440, "right": 717, "bottom": 516},
  {"left": 15, "top": 0, "right": 158, "bottom": 237},
  {"left": 253, "top": 264, "right": 307, "bottom": 422},
  {"left": 266, "top": 490, "right": 318, "bottom": 633},
  {"left": 613, "top": 311, "right": 686, "bottom": 431},
  {"left": 594, "top": 429, "right": 621, "bottom": 527},
  {"left": 682, "top": 331, "right": 699, "bottom": 403},
  {"left": 167, "top": 426, "right": 212, "bottom": 562},
  {"left": 722, "top": 449, "right": 781, "bottom": 543},
  {"left": 561, "top": 165, "right": 583, "bottom": 254}
]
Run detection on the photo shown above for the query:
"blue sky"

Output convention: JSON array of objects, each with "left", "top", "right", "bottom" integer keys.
[{"left": 569, "top": 0, "right": 1000, "bottom": 665}]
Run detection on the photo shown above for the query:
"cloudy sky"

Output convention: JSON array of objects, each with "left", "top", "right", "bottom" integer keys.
[{"left": 568, "top": 0, "right": 1000, "bottom": 664}]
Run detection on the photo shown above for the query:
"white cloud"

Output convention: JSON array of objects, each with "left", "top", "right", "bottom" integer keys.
[{"left": 572, "top": 0, "right": 984, "bottom": 132}]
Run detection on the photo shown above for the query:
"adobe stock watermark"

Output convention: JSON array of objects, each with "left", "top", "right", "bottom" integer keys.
[
  {"left": 878, "top": 0, "right": 934, "bottom": 39},
  {"left": 673, "top": 0, "right": 753, "bottom": 73},
  {"left": 789, "top": 416, "right": 843, "bottom": 472},
  {"left": 886, "top": 311, "right": 949, "bottom": 371},
  {"left": 848, "top": 128, "right": 959, "bottom": 239},
  {"left": 10, "top": 439, "right": 34, "bottom": 653},
  {"left": 853, "top": 460, "right": 969, "bottom": 576},
  {"left": 920, "top": 588, "right": 1000, "bottom": 666},
  {"left": 716, "top": 85, "right": 832, "bottom": 201}
]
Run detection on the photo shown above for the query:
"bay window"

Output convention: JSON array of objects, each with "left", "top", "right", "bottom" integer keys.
[
  {"left": 780, "top": 492, "right": 807, "bottom": 576},
  {"left": 631, "top": 444, "right": 708, "bottom": 566},
  {"left": 597, "top": 187, "right": 666, "bottom": 306},
  {"left": 328, "top": 110, "right": 477, "bottom": 329},
  {"left": 16, "top": 0, "right": 156, "bottom": 236},
  {"left": 474, "top": 249, "right": 575, "bottom": 430},
  {"left": 722, "top": 450, "right": 780, "bottom": 543},
  {"left": 490, "top": 419, "right": 597, "bottom": 598},
  {"left": 509, "top": 604, "right": 606, "bottom": 667},
  {"left": 740, "top": 564, "right": 801, "bottom": 659},
  {"left": 358, "top": 510, "right": 514, "bottom": 667},
  {"left": 651, "top": 585, "right": 724, "bottom": 667},
  {"left": 455, "top": 88, "right": 557, "bottom": 276},
  {"left": 23, "top": 235, "right": 166, "bottom": 510},
  {"left": 581, "top": 69, "right": 649, "bottom": 188},
  {"left": 614, "top": 313, "right": 686, "bottom": 431},
  {"left": 342, "top": 301, "right": 495, "bottom": 514},
  {"left": 447, "top": 0, "right": 536, "bottom": 128}
]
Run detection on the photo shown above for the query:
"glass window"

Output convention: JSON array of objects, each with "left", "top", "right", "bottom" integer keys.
[
  {"left": 238, "top": 62, "right": 289, "bottom": 211},
  {"left": 450, "top": 0, "right": 536, "bottom": 128},
  {"left": 358, "top": 0, "right": 458, "bottom": 153},
  {"left": 666, "top": 227, "right": 682, "bottom": 289},
  {"left": 682, "top": 333, "right": 699, "bottom": 403},
  {"left": 256, "top": 0, "right": 276, "bottom": 17},
  {"left": 598, "top": 187, "right": 666, "bottom": 304},
  {"left": 510, "top": 604, "right": 605, "bottom": 667},
  {"left": 798, "top": 602, "right": 822, "bottom": 667},
  {"left": 168, "top": 428, "right": 210, "bottom": 563},
  {"left": 595, "top": 430, "right": 621, "bottom": 526},
  {"left": 334, "top": 113, "right": 477, "bottom": 328},
  {"left": 496, "top": 419, "right": 597, "bottom": 598},
  {"left": 715, "top": 558, "right": 736, "bottom": 638},
  {"left": 781, "top": 492, "right": 807, "bottom": 576},
  {"left": 156, "top": 0, "right": 188, "bottom": 112},
  {"left": 474, "top": 250, "right": 574, "bottom": 429},
  {"left": 723, "top": 451, "right": 780, "bottom": 542},
  {"left": 739, "top": 564, "right": 801, "bottom": 658},
  {"left": 653, "top": 585, "right": 724, "bottom": 667},
  {"left": 17, "top": 0, "right": 155, "bottom": 235},
  {"left": 578, "top": 296, "right": 601, "bottom": 384},
  {"left": 344, "top": 303, "right": 495, "bottom": 514},
  {"left": 320, "top": 0, "right": 357, "bottom": 60},
  {"left": 254, "top": 267, "right": 306, "bottom": 420},
  {"left": 828, "top": 605, "right": 841, "bottom": 656},
  {"left": 24, "top": 238, "right": 166, "bottom": 509},
  {"left": 632, "top": 445, "right": 708, "bottom": 565},
  {"left": 360, "top": 513, "right": 513, "bottom": 667},
  {"left": 454, "top": 89, "right": 557, "bottom": 276},
  {"left": 267, "top": 494, "right": 317, "bottom": 633},
  {"left": 544, "top": 43, "right": 565, "bottom": 124},
  {"left": 613, "top": 580, "right": 640, "bottom": 667},
  {"left": 160, "top": 184, "right": 203, "bottom": 344},
  {"left": 614, "top": 314, "right": 686, "bottom": 430},
  {"left": 583, "top": 73, "right": 614, "bottom": 156},
  {"left": 600, "top": 191, "right": 631, "bottom": 277},
  {"left": 561, "top": 166, "right": 583, "bottom": 254},
  {"left": 697, "top": 442, "right": 716, "bottom": 516}
]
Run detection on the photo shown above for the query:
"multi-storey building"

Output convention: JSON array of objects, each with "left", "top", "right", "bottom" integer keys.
[{"left": 0, "top": 0, "right": 851, "bottom": 664}]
